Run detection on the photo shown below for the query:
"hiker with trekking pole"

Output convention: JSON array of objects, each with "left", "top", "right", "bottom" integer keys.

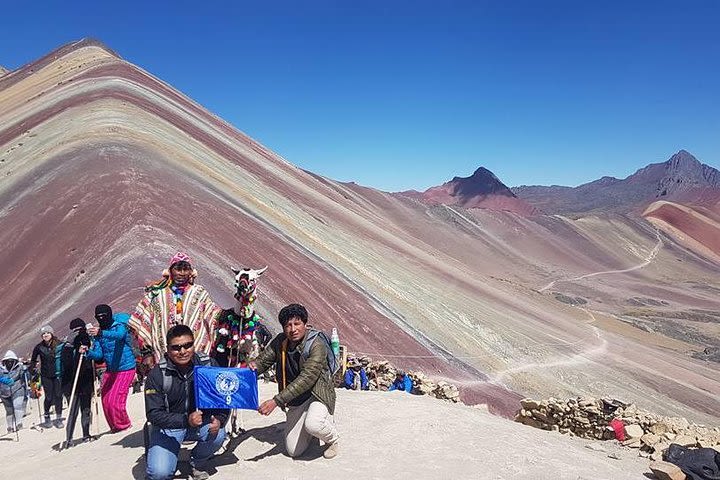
[
  {"left": 1, "top": 350, "right": 28, "bottom": 440},
  {"left": 86, "top": 305, "right": 137, "bottom": 434},
  {"left": 60, "top": 318, "right": 96, "bottom": 448}
]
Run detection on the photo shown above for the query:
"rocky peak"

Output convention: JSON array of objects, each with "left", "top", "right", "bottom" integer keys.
[
  {"left": 657, "top": 150, "right": 720, "bottom": 196},
  {"left": 666, "top": 150, "right": 701, "bottom": 174},
  {"left": 448, "top": 166, "right": 516, "bottom": 199},
  {"left": 0, "top": 65, "right": 8, "bottom": 77}
]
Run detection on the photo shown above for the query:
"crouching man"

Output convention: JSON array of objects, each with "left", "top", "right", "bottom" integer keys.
[
  {"left": 250, "top": 304, "right": 339, "bottom": 459},
  {"left": 144, "top": 325, "right": 229, "bottom": 480}
]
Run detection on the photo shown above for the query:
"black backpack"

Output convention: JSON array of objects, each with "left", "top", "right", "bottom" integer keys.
[
  {"left": 665, "top": 443, "right": 720, "bottom": 480},
  {"left": 156, "top": 354, "right": 211, "bottom": 409}
]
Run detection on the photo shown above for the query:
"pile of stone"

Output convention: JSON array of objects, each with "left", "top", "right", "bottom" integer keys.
[
  {"left": 345, "top": 354, "right": 460, "bottom": 402},
  {"left": 515, "top": 396, "right": 720, "bottom": 460}
]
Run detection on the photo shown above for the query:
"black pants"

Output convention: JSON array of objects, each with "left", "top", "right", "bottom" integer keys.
[
  {"left": 42, "top": 376, "right": 63, "bottom": 417},
  {"left": 65, "top": 393, "right": 92, "bottom": 441}
]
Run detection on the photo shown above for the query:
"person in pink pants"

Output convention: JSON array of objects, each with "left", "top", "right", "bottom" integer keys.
[{"left": 86, "top": 305, "right": 137, "bottom": 432}]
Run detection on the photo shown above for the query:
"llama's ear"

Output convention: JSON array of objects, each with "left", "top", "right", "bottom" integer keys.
[
  {"left": 257, "top": 266, "right": 268, "bottom": 276},
  {"left": 231, "top": 267, "right": 240, "bottom": 275}
]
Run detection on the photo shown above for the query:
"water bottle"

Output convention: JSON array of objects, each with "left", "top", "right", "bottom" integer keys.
[{"left": 330, "top": 327, "right": 340, "bottom": 357}]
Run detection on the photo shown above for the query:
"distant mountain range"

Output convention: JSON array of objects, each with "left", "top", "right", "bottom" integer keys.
[
  {"left": 4, "top": 39, "right": 720, "bottom": 422},
  {"left": 400, "top": 150, "right": 720, "bottom": 216}
]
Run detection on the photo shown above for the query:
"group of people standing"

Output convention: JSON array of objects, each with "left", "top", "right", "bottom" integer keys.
[
  {"left": 139, "top": 254, "right": 340, "bottom": 480},
  {"left": 19, "top": 303, "right": 137, "bottom": 444},
  {"left": 2, "top": 251, "right": 343, "bottom": 480}
]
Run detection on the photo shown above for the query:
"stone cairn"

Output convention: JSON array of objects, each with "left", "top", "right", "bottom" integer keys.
[
  {"left": 345, "top": 354, "right": 461, "bottom": 402},
  {"left": 515, "top": 396, "right": 720, "bottom": 461}
]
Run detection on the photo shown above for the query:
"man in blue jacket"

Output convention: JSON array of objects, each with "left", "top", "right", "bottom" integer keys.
[
  {"left": 343, "top": 360, "right": 369, "bottom": 391},
  {"left": 388, "top": 371, "right": 413, "bottom": 393},
  {"left": 144, "top": 324, "right": 229, "bottom": 480}
]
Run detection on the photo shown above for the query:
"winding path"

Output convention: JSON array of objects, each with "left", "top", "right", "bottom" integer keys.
[
  {"left": 490, "top": 230, "right": 663, "bottom": 387},
  {"left": 539, "top": 229, "right": 663, "bottom": 292}
]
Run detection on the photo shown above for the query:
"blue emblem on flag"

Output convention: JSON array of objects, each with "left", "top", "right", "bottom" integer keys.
[{"left": 194, "top": 366, "right": 258, "bottom": 410}]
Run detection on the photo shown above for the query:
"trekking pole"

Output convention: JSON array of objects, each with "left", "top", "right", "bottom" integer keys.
[
  {"left": 230, "top": 344, "right": 239, "bottom": 436},
  {"left": 13, "top": 410, "right": 19, "bottom": 442},
  {"left": 91, "top": 360, "right": 100, "bottom": 437},
  {"left": 61, "top": 351, "right": 85, "bottom": 450},
  {"left": 28, "top": 373, "right": 44, "bottom": 432}
]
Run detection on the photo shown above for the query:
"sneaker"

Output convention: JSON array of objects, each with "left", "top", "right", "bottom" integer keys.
[
  {"left": 82, "top": 436, "right": 95, "bottom": 443},
  {"left": 191, "top": 467, "right": 210, "bottom": 480},
  {"left": 54, "top": 419, "right": 64, "bottom": 429},
  {"left": 323, "top": 441, "right": 339, "bottom": 459}
]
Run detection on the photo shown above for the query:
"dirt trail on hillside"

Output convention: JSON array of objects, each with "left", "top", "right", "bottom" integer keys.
[{"left": 540, "top": 229, "right": 663, "bottom": 292}]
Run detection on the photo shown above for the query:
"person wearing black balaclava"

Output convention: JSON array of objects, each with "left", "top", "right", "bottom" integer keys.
[
  {"left": 61, "top": 318, "right": 95, "bottom": 444},
  {"left": 86, "top": 304, "right": 136, "bottom": 433}
]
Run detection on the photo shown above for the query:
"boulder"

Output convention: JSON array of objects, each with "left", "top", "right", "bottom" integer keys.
[
  {"left": 672, "top": 435, "right": 697, "bottom": 447},
  {"left": 625, "top": 424, "right": 644, "bottom": 439},
  {"left": 520, "top": 398, "right": 540, "bottom": 410},
  {"left": 648, "top": 461, "right": 687, "bottom": 480},
  {"left": 641, "top": 433, "right": 662, "bottom": 447}
]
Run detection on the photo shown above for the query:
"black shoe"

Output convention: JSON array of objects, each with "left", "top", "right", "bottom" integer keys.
[
  {"left": 82, "top": 436, "right": 95, "bottom": 443},
  {"left": 40, "top": 418, "right": 53, "bottom": 428},
  {"left": 54, "top": 419, "right": 64, "bottom": 429},
  {"left": 191, "top": 467, "right": 210, "bottom": 480}
]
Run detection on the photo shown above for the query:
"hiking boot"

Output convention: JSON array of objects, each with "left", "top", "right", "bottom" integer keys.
[
  {"left": 40, "top": 417, "right": 53, "bottom": 428},
  {"left": 191, "top": 467, "right": 210, "bottom": 480},
  {"left": 323, "top": 441, "right": 339, "bottom": 459},
  {"left": 54, "top": 419, "right": 64, "bottom": 429}
]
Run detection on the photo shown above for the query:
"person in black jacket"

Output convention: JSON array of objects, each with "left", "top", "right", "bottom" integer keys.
[
  {"left": 61, "top": 318, "right": 95, "bottom": 445},
  {"left": 31, "top": 325, "right": 65, "bottom": 428},
  {"left": 144, "top": 325, "right": 229, "bottom": 480}
]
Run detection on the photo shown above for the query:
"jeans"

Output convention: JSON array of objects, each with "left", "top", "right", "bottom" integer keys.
[
  {"left": 1, "top": 391, "right": 26, "bottom": 430},
  {"left": 146, "top": 423, "right": 226, "bottom": 480}
]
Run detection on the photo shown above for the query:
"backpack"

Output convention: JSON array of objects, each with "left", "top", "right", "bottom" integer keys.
[
  {"left": 157, "top": 353, "right": 211, "bottom": 410},
  {"left": 665, "top": 443, "right": 720, "bottom": 480},
  {"left": 125, "top": 332, "right": 142, "bottom": 359},
  {"left": 303, "top": 328, "right": 340, "bottom": 376},
  {"left": 281, "top": 328, "right": 339, "bottom": 376}
]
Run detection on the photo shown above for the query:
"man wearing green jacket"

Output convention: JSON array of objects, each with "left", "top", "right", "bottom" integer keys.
[{"left": 250, "top": 304, "right": 339, "bottom": 459}]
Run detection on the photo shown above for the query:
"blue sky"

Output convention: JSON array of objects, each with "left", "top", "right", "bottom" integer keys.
[{"left": 2, "top": 1, "right": 719, "bottom": 191}]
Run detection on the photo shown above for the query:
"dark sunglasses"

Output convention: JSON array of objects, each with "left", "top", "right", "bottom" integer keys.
[{"left": 168, "top": 341, "right": 194, "bottom": 352}]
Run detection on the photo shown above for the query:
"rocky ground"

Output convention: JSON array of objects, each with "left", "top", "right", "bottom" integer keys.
[{"left": 0, "top": 383, "right": 657, "bottom": 480}]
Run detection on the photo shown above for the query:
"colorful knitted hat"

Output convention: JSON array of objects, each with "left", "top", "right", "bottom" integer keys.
[
  {"left": 169, "top": 252, "right": 192, "bottom": 268},
  {"left": 159, "top": 251, "right": 197, "bottom": 284}
]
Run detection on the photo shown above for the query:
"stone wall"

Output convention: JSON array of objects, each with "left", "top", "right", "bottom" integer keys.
[
  {"left": 346, "top": 354, "right": 461, "bottom": 402},
  {"left": 515, "top": 396, "right": 720, "bottom": 460}
]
